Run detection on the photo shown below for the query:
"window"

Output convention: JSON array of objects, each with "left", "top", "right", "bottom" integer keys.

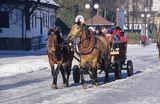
[
  {"left": 46, "top": 14, "right": 47, "bottom": 27},
  {"left": 35, "top": 12, "right": 37, "bottom": 27},
  {"left": 43, "top": 13, "right": 45, "bottom": 27},
  {"left": 0, "top": 11, "right": 9, "bottom": 28},
  {"left": 48, "top": 14, "right": 50, "bottom": 26},
  {"left": 32, "top": 15, "right": 34, "bottom": 28},
  {"left": 146, "top": 0, "right": 153, "bottom": 7}
]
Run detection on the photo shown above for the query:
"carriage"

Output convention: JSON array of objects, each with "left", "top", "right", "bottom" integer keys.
[
  {"left": 72, "top": 33, "right": 134, "bottom": 83},
  {"left": 108, "top": 42, "right": 133, "bottom": 79}
]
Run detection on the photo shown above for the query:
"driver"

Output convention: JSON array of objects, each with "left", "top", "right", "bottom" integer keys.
[{"left": 75, "top": 15, "right": 90, "bottom": 35}]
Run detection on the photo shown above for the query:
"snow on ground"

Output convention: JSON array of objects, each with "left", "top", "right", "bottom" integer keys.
[
  {"left": 0, "top": 47, "right": 47, "bottom": 56},
  {"left": 40, "top": 62, "right": 160, "bottom": 104},
  {"left": 0, "top": 59, "right": 49, "bottom": 78},
  {"left": 41, "top": 62, "right": 160, "bottom": 104},
  {"left": 0, "top": 48, "right": 48, "bottom": 78}
]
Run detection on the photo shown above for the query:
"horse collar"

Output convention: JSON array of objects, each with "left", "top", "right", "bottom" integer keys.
[{"left": 78, "top": 30, "right": 96, "bottom": 55}]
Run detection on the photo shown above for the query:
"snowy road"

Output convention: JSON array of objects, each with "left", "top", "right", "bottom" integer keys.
[{"left": 0, "top": 44, "right": 160, "bottom": 104}]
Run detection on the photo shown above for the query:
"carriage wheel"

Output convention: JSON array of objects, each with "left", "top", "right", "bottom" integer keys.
[
  {"left": 127, "top": 60, "right": 133, "bottom": 76},
  {"left": 114, "top": 62, "right": 122, "bottom": 79},
  {"left": 73, "top": 65, "right": 80, "bottom": 83}
]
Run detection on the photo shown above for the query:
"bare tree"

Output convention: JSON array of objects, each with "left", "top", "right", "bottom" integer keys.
[
  {"left": 0, "top": 0, "right": 42, "bottom": 30},
  {"left": 99, "top": 0, "right": 125, "bottom": 22},
  {"left": 24, "top": 0, "right": 41, "bottom": 30}
]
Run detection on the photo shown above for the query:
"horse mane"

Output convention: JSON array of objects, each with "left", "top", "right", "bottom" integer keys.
[{"left": 96, "top": 36, "right": 107, "bottom": 46}]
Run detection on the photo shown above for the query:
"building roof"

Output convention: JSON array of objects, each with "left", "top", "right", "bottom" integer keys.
[
  {"left": 0, "top": 0, "right": 60, "bottom": 8},
  {"left": 33, "top": 0, "right": 59, "bottom": 7},
  {"left": 85, "top": 14, "right": 114, "bottom": 26}
]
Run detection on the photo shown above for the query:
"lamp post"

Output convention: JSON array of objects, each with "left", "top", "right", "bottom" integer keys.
[
  {"left": 141, "top": 12, "right": 150, "bottom": 40},
  {"left": 85, "top": 3, "right": 99, "bottom": 26},
  {"left": 116, "top": 8, "right": 120, "bottom": 26}
]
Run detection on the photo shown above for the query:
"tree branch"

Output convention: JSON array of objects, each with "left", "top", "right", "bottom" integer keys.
[{"left": 29, "top": 0, "right": 41, "bottom": 16}]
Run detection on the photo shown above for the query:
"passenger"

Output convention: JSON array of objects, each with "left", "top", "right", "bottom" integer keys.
[
  {"left": 95, "top": 25, "right": 103, "bottom": 36},
  {"left": 88, "top": 26, "right": 95, "bottom": 32},
  {"left": 120, "top": 31, "right": 127, "bottom": 44},
  {"left": 101, "top": 26, "right": 107, "bottom": 35},
  {"left": 111, "top": 26, "right": 124, "bottom": 51}
]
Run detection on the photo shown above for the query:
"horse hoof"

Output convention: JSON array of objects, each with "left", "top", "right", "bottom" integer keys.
[
  {"left": 61, "top": 83, "right": 69, "bottom": 88},
  {"left": 92, "top": 82, "right": 99, "bottom": 86},
  {"left": 61, "top": 83, "right": 66, "bottom": 88},
  {"left": 82, "top": 83, "right": 87, "bottom": 89},
  {"left": 51, "top": 84, "right": 57, "bottom": 89},
  {"left": 66, "top": 84, "right": 69, "bottom": 87},
  {"left": 95, "top": 82, "right": 99, "bottom": 86}
]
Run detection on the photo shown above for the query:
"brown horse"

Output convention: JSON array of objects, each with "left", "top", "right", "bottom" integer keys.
[
  {"left": 47, "top": 27, "right": 74, "bottom": 89},
  {"left": 68, "top": 23, "right": 111, "bottom": 87}
]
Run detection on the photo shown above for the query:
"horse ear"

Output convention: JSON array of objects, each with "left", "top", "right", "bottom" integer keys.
[{"left": 48, "top": 28, "right": 51, "bottom": 36}]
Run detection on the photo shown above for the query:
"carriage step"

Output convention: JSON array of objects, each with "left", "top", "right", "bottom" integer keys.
[{"left": 110, "top": 51, "right": 119, "bottom": 55}]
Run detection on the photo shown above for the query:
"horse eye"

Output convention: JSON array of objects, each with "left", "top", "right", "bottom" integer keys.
[{"left": 77, "top": 27, "right": 80, "bottom": 29}]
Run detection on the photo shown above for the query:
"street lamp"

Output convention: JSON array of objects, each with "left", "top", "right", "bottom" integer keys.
[
  {"left": 141, "top": 14, "right": 145, "bottom": 18},
  {"left": 85, "top": 4, "right": 90, "bottom": 9},
  {"left": 141, "top": 12, "right": 151, "bottom": 41},
  {"left": 85, "top": 3, "right": 99, "bottom": 26},
  {"left": 116, "top": 8, "right": 120, "bottom": 26},
  {"left": 85, "top": 3, "right": 99, "bottom": 13},
  {"left": 94, "top": 3, "right": 99, "bottom": 10},
  {"left": 147, "top": 14, "right": 151, "bottom": 18}
]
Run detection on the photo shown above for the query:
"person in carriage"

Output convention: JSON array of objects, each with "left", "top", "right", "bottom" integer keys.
[
  {"left": 95, "top": 25, "right": 104, "bottom": 36},
  {"left": 109, "top": 26, "right": 127, "bottom": 50},
  {"left": 105, "top": 26, "right": 127, "bottom": 61}
]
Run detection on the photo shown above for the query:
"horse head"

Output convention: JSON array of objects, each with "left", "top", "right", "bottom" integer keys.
[
  {"left": 68, "top": 23, "right": 83, "bottom": 42},
  {"left": 47, "top": 27, "right": 64, "bottom": 53},
  {"left": 48, "top": 27, "right": 60, "bottom": 36}
]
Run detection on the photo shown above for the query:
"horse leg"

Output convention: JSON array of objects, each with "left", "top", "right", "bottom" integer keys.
[
  {"left": 80, "top": 67, "right": 87, "bottom": 88},
  {"left": 102, "top": 58, "right": 109, "bottom": 83},
  {"left": 51, "top": 64, "right": 60, "bottom": 89},
  {"left": 91, "top": 67, "right": 99, "bottom": 86},
  {"left": 104, "top": 64, "right": 109, "bottom": 83},
  {"left": 59, "top": 65, "right": 67, "bottom": 87},
  {"left": 65, "top": 63, "right": 72, "bottom": 87},
  {"left": 101, "top": 52, "right": 110, "bottom": 83},
  {"left": 65, "top": 66, "right": 71, "bottom": 87}
]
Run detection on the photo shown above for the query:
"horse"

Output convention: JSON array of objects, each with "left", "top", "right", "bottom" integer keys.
[
  {"left": 47, "top": 27, "right": 74, "bottom": 89},
  {"left": 68, "top": 23, "right": 111, "bottom": 87}
]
